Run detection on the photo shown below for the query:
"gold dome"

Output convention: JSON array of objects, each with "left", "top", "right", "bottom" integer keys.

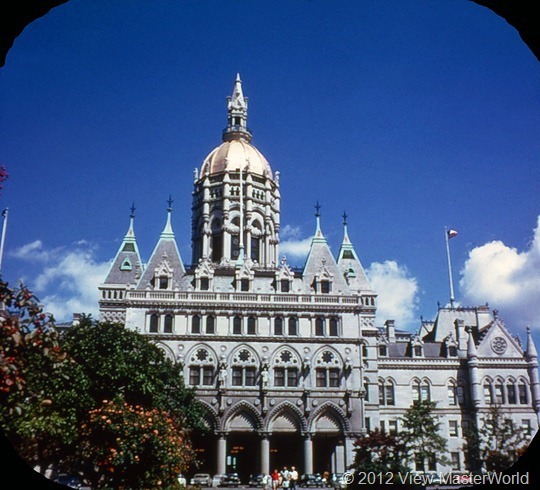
[{"left": 201, "top": 139, "right": 272, "bottom": 177}]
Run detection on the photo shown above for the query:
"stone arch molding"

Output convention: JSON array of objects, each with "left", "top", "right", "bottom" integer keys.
[
  {"left": 222, "top": 400, "right": 264, "bottom": 432},
  {"left": 196, "top": 399, "right": 220, "bottom": 431},
  {"left": 308, "top": 401, "right": 350, "bottom": 433},
  {"left": 265, "top": 401, "right": 308, "bottom": 434}
]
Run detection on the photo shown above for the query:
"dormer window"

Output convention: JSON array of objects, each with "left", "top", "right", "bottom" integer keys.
[
  {"left": 448, "top": 346, "right": 457, "bottom": 357},
  {"left": 321, "top": 280, "right": 331, "bottom": 294},
  {"left": 120, "top": 258, "right": 133, "bottom": 271},
  {"left": 241, "top": 278, "right": 250, "bottom": 291},
  {"left": 159, "top": 276, "right": 169, "bottom": 289},
  {"left": 281, "top": 279, "right": 290, "bottom": 293},
  {"left": 200, "top": 277, "right": 210, "bottom": 291},
  {"left": 379, "top": 345, "right": 388, "bottom": 357},
  {"left": 414, "top": 346, "right": 423, "bottom": 357}
]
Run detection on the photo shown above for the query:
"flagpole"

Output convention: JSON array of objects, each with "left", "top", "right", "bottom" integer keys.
[
  {"left": 445, "top": 226, "right": 455, "bottom": 308},
  {"left": 0, "top": 208, "right": 8, "bottom": 274}
]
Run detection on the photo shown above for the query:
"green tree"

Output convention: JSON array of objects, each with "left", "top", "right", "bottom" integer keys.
[
  {"left": 352, "top": 428, "right": 409, "bottom": 476},
  {"left": 465, "top": 405, "right": 530, "bottom": 472},
  {"left": 60, "top": 319, "right": 203, "bottom": 488},
  {"left": 0, "top": 280, "right": 89, "bottom": 474},
  {"left": 400, "top": 400, "right": 448, "bottom": 472}
]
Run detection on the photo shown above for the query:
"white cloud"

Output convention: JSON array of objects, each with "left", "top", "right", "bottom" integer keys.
[
  {"left": 365, "top": 260, "right": 419, "bottom": 329},
  {"left": 279, "top": 237, "right": 313, "bottom": 261},
  {"left": 460, "top": 216, "right": 540, "bottom": 330},
  {"left": 10, "top": 241, "right": 110, "bottom": 322}
]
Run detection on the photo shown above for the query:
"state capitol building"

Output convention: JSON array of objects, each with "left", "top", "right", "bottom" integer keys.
[{"left": 98, "top": 76, "right": 539, "bottom": 480}]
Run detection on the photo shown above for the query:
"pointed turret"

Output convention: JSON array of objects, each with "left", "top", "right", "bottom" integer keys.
[
  {"left": 136, "top": 197, "right": 186, "bottom": 290},
  {"left": 467, "top": 326, "right": 478, "bottom": 358},
  {"left": 337, "top": 212, "right": 371, "bottom": 293},
  {"left": 103, "top": 204, "right": 143, "bottom": 286},
  {"left": 302, "top": 203, "right": 349, "bottom": 294},
  {"left": 526, "top": 326, "right": 538, "bottom": 359},
  {"left": 222, "top": 73, "right": 252, "bottom": 143}
]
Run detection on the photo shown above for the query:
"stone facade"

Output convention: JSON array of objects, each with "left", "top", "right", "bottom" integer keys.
[{"left": 99, "top": 76, "right": 539, "bottom": 480}]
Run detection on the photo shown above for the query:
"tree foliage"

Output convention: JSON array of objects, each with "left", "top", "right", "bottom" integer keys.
[
  {"left": 464, "top": 405, "right": 530, "bottom": 472},
  {"left": 1, "top": 281, "right": 202, "bottom": 488},
  {"left": 400, "top": 400, "right": 448, "bottom": 471},
  {"left": 352, "top": 428, "right": 409, "bottom": 476}
]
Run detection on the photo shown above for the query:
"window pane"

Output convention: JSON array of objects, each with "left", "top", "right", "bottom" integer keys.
[
  {"left": 192, "top": 315, "right": 201, "bottom": 334},
  {"left": 321, "top": 280, "right": 330, "bottom": 293},
  {"left": 316, "top": 368, "right": 326, "bottom": 387},
  {"left": 281, "top": 279, "right": 290, "bottom": 293},
  {"left": 448, "top": 385, "right": 457, "bottom": 406},
  {"left": 457, "top": 386, "right": 466, "bottom": 405},
  {"left": 164, "top": 315, "right": 173, "bottom": 333},
  {"left": 421, "top": 384, "right": 430, "bottom": 401},
  {"left": 518, "top": 384, "right": 527, "bottom": 404},
  {"left": 507, "top": 384, "right": 517, "bottom": 404},
  {"left": 189, "top": 367, "right": 200, "bottom": 386},
  {"left": 379, "top": 345, "right": 387, "bottom": 357},
  {"left": 247, "top": 317, "right": 256, "bottom": 334},
  {"left": 274, "top": 317, "right": 283, "bottom": 335},
  {"left": 203, "top": 367, "right": 214, "bottom": 386},
  {"left": 200, "top": 277, "right": 210, "bottom": 291},
  {"left": 315, "top": 317, "right": 325, "bottom": 336},
  {"left": 245, "top": 367, "right": 257, "bottom": 386},
  {"left": 412, "top": 384, "right": 420, "bottom": 401},
  {"left": 329, "top": 318, "right": 338, "bottom": 337},
  {"left": 250, "top": 237, "right": 260, "bottom": 262},
  {"left": 206, "top": 315, "right": 215, "bottom": 334},
  {"left": 287, "top": 368, "right": 298, "bottom": 387},
  {"left": 241, "top": 278, "right": 250, "bottom": 292},
  {"left": 159, "top": 276, "right": 169, "bottom": 289},
  {"left": 329, "top": 368, "right": 340, "bottom": 387},
  {"left": 149, "top": 314, "right": 159, "bottom": 333},
  {"left": 274, "top": 367, "right": 285, "bottom": 387},
  {"left": 484, "top": 384, "right": 492, "bottom": 404},
  {"left": 233, "top": 316, "right": 242, "bottom": 334},
  {"left": 379, "top": 384, "right": 385, "bottom": 405},
  {"left": 385, "top": 385, "right": 395, "bottom": 405},
  {"left": 232, "top": 367, "right": 242, "bottom": 386},
  {"left": 288, "top": 317, "right": 298, "bottom": 336},
  {"left": 495, "top": 384, "right": 504, "bottom": 404}
]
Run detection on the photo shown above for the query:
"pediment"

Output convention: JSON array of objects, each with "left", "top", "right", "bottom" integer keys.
[{"left": 477, "top": 320, "right": 524, "bottom": 358}]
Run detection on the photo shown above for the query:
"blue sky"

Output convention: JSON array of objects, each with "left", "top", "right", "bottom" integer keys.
[{"left": 0, "top": 1, "right": 539, "bottom": 345}]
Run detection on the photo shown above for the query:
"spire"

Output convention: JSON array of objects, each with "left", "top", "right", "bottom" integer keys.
[
  {"left": 341, "top": 211, "right": 351, "bottom": 245},
  {"left": 314, "top": 201, "right": 324, "bottom": 240},
  {"left": 222, "top": 73, "right": 252, "bottom": 143},
  {"left": 161, "top": 195, "right": 175, "bottom": 239},
  {"left": 526, "top": 326, "right": 538, "bottom": 359},
  {"left": 467, "top": 326, "right": 478, "bottom": 358},
  {"left": 102, "top": 204, "right": 143, "bottom": 286}
]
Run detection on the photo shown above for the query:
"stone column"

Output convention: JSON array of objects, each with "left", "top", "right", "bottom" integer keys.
[
  {"left": 344, "top": 436, "right": 355, "bottom": 469},
  {"left": 217, "top": 433, "right": 227, "bottom": 475},
  {"left": 334, "top": 442, "right": 345, "bottom": 473},
  {"left": 260, "top": 432, "right": 271, "bottom": 475},
  {"left": 303, "top": 433, "right": 313, "bottom": 474}
]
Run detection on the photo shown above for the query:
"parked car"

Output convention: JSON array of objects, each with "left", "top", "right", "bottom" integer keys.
[
  {"left": 212, "top": 474, "right": 226, "bottom": 487},
  {"left": 191, "top": 473, "right": 213, "bottom": 486},
  {"left": 331, "top": 473, "right": 347, "bottom": 489},
  {"left": 219, "top": 473, "right": 242, "bottom": 487},
  {"left": 249, "top": 474, "right": 265, "bottom": 487},
  {"left": 300, "top": 474, "right": 325, "bottom": 488},
  {"left": 54, "top": 474, "right": 83, "bottom": 489}
]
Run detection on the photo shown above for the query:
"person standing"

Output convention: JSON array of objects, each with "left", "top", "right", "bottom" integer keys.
[
  {"left": 271, "top": 469, "right": 281, "bottom": 490},
  {"left": 281, "top": 467, "right": 290, "bottom": 490},
  {"left": 290, "top": 466, "right": 298, "bottom": 490}
]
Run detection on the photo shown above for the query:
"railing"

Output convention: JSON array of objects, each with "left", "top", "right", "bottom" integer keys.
[{"left": 124, "top": 290, "right": 371, "bottom": 306}]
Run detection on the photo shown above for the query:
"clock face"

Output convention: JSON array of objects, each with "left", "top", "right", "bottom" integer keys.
[{"left": 491, "top": 336, "right": 508, "bottom": 355}]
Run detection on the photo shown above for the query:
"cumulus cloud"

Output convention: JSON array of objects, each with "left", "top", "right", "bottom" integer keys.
[
  {"left": 10, "top": 240, "right": 110, "bottom": 322},
  {"left": 365, "top": 260, "right": 419, "bottom": 329},
  {"left": 460, "top": 216, "right": 540, "bottom": 330},
  {"left": 277, "top": 225, "right": 313, "bottom": 261}
]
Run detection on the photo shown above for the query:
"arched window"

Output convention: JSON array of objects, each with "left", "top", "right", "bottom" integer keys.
[
  {"left": 518, "top": 382, "right": 528, "bottom": 404},
  {"left": 361, "top": 344, "right": 368, "bottom": 359},
  {"left": 273, "top": 349, "right": 299, "bottom": 388},
  {"left": 233, "top": 316, "right": 242, "bottom": 335},
  {"left": 274, "top": 317, "right": 283, "bottom": 336},
  {"left": 448, "top": 382, "right": 457, "bottom": 406},
  {"left": 164, "top": 314, "right": 173, "bottom": 333},
  {"left": 188, "top": 348, "right": 215, "bottom": 387},
  {"left": 329, "top": 317, "right": 339, "bottom": 337},
  {"left": 412, "top": 380, "right": 430, "bottom": 402},
  {"left": 483, "top": 383, "right": 493, "bottom": 404},
  {"left": 288, "top": 317, "right": 298, "bottom": 336},
  {"left": 149, "top": 314, "right": 159, "bottom": 333},
  {"left": 247, "top": 316, "right": 256, "bottom": 335},
  {"left": 507, "top": 382, "right": 517, "bottom": 404},
  {"left": 379, "top": 380, "right": 395, "bottom": 406},
  {"left": 192, "top": 315, "right": 201, "bottom": 334},
  {"left": 494, "top": 381, "right": 505, "bottom": 404},
  {"left": 206, "top": 315, "right": 215, "bottom": 334},
  {"left": 315, "top": 350, "right": 341, "bottom": 388},
  {"left": 250, "top": 236, "right": 260, "bottom": 262},
  {"left": 211, "top": 218, "right": 223, "bottom": 262},
  {"left": 315, "top": 317, "right": 325, "bottom": 336},
  {"left": 363, "top": 378, "right": 370, "bottom": 401}
]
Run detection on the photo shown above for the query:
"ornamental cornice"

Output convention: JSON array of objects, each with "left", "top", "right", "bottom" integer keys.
[{"left": 150, "top": 334, "right": 366, "bottom": 344}]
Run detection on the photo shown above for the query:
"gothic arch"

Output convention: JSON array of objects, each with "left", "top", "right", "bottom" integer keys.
[
  {"left": 308, "top": 401, "right": 350, "bottom": 433},
  {"left": 222, "top": 400, "right": 264, "bottom": 432},
  {"left": 270, "top": 346, "right": 302, "bottom": 365},
  {"left": 228, "top": 343, "right": 261, "bottom": 365},
  {"left": 154, "top": 342, "right": 175, "bottom": 362},
  {"left": 312, "top": 345, "right": 344, "bottom": 365},
  {"left": 185, "top": 343, "right": 220, "bottom": 362},
  {"left": 265, "top": 401, "right": 308, "bottom": 433},
  {"left": 197, "top": 399, "right": 221, "bottom": 431}
]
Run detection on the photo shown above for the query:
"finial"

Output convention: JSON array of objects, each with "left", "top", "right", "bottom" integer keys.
[
  {"left": 314, "top": 201, "right": 321, "bottom": 218},
  {"left": 130, "top": 203, "right": 136, "bottom": 219},
  {"left": 167, "top": 195, "right": 174, "bottom": 211},
  {"left": 342, "top": 211, "right": 348, "bottom": 226}
]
